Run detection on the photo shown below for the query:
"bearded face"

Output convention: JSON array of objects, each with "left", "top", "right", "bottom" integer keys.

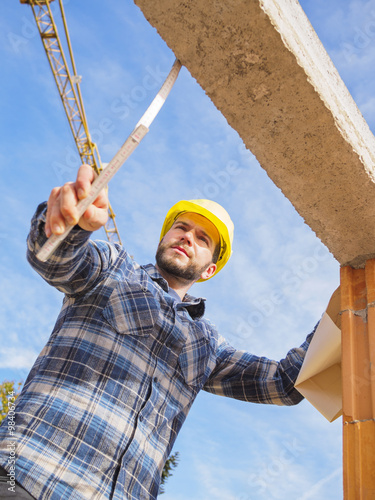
[
  {"left": 155, "top": 213, "right": 220, "bottom": 284},
  {"left": 155, "top": 237, "right": 212, "bottom": 282}
]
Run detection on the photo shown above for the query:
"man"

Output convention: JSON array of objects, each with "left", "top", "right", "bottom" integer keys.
[{"left": 0, "top": 165, "right": 329, "bottom": 499}]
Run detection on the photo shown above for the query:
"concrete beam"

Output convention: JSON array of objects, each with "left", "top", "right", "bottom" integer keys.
[{"left": 134, "top": 0, "right": 375, "bottom": 267}]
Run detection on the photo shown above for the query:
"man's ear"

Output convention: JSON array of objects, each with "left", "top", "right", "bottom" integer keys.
[{"left": 200, "top": 263, "right": 217, "bottom": 281}]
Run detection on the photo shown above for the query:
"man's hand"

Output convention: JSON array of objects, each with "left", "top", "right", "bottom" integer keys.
[
  {"left": 45, "top": 164, "right": 109, "bottom": 238},
  {"left": 326, "top": 286, "right": 341, "bottom": 329}
]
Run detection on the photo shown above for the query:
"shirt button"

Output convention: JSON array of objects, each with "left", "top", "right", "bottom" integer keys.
[
  {"left": 141, "top": 286, "right": 147, "bottom": 292},
  {"left": 153, "top": 377, "right": 158, "bottom": 384},
  {"left": 139, "top": 415, "right": 143, "bottom": 422}
]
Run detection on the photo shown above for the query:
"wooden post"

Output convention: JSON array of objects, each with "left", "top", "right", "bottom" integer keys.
[{"left": 341, "top": 260, "right": 375, "bottom": 499}]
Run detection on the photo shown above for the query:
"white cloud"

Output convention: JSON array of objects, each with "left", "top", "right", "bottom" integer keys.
[
  {"left": 0, "top": 347, "right": 39, "bottom": 370},
  {"left": 0, "top": 262, "right": 62, "bottom": 370},
  {"left": 300, "top": 468, "right": 342, "bottom": 500}
]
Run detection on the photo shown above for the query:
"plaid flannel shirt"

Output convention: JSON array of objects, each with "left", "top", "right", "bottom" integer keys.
[{"left": 0, "top": 203, "right": 313, "bottom": 499}]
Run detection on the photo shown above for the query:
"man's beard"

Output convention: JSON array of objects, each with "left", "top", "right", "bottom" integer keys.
[{"left": 155, "top": 240, "right": 210, "bottom": 282}]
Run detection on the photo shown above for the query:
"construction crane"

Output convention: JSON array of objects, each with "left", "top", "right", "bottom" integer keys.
[{"left": 20, "top": 0, "right": 122, "bottom": 245}]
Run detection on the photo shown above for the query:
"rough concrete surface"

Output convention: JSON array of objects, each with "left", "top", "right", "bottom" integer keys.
[{"left": 134, "top": 0, "right": 375, "bottom": 267}]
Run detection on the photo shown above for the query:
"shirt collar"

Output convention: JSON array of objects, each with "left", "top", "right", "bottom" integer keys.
[{"left": 141, "top": 264, "right": 206, "bottom": 320}]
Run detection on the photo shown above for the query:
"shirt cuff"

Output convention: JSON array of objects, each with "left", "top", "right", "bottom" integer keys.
[{"left": 28, "top": 201, "right": 92, "bottom": 253}]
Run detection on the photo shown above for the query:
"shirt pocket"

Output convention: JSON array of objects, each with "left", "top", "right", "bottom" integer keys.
[
  {"left": 178, "top": 321, "right": 217, "bottom": 388},
  {"left": 102, "top": 281, "right": 160, "bottom": 336}
]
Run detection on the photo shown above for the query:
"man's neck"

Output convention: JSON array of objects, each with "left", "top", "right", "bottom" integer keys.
[{"left": 155, "top": 264, "right": 193, "bottom": 300}]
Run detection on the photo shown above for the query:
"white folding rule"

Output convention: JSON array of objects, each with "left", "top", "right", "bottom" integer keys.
[{"left": 37, "top": 59, "right": 182, "bottom": 262}]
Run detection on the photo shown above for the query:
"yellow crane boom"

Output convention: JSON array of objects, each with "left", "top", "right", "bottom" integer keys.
[{"left": 20, "top": 0, "right": 122, "bottom": 244}]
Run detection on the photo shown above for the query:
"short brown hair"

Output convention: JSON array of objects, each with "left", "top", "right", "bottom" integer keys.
[{"left": 212, "top": 241, "right": 221, "bottom": 264}]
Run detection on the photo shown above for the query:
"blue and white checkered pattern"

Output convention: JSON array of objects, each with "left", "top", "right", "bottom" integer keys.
[{"left": 0, "top": 203, "right": 314, "bottom": 499}]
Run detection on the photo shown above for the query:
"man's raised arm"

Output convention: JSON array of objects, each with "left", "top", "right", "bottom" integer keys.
[{"left": 27, "top": 164, "right": 111, "bottom": 296}]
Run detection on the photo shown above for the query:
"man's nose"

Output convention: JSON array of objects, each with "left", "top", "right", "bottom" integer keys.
[{"left": 181, "top": 231, "right": 193, "bottom": 245}]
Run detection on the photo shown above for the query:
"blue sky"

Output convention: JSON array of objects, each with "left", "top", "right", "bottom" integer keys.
[{"left": 1, "top": 0, "right": 375, "bottom": 498}]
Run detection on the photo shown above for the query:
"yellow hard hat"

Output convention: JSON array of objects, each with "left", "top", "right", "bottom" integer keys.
[{"left": 159, "top": 199, "right": 234, "bottom": 280}]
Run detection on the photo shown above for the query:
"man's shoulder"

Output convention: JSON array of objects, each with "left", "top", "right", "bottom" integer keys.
[{"left": 89, "top": 239, "right": 149, "bottom": 287}]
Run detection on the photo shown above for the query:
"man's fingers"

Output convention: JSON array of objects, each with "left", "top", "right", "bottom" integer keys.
[
  {"left": 75, "top": 164, "right": 96, "bottom": 200},
  {"left": 46, "top": 182, "right": 79, "bottom": 237},
  {"left": 45, "top": 165, "right": 109, "bottom": 237},
  {"left": 60, "top": 182, "right": 79, "bottom": 226},
  {"left": 92, "top": 186, "right": 109, "bottom": 210},
  {"left": 48, "top": 193, "right": 67, "bottom": 236},
  {"left": 80, "top": 204, "right": 109, "bottom": 231},
  {"left": 326, "top": 286, "right": 341, "bottom": 329},
  {"left": 46, "top": 187, "right": 61, "bottom": 237}
]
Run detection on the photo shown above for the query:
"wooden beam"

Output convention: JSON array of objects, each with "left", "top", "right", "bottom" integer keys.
[{"left": 341, "top": 261, "right": 375, "bottom": 498}]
